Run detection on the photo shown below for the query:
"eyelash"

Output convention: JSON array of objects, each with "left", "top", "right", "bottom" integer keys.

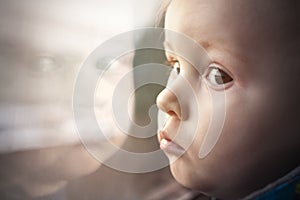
[
  {"left": 167, "top": 59, "right": 180, "bottom": 75},
  {"left": 167, "top": 59, "right": 233, "bottom": 88},
  {"left": 205, "top": 65, "right": 233, "bottom": 88}
]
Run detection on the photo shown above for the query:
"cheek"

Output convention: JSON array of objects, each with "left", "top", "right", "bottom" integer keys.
[
  {"left": 209, "top": 88, "right": 271, "bottom": 162},
  {"left": 220, "top": 87, "right": 278, "bottom": 152},
  {"left": 186, "top": 80, "right": 229, "bottom": 160},
  {"left": 168, "top": 84, "right": 216, "bottom": 189},
  {"left": 170, "top": 85, "right": 267, "bottom": 184},
  {"left": 182, "top": 82, "right": 214, "bottom": 155},
  {"left": 196, "top": 88, "right": 280, "bottom": 187}
]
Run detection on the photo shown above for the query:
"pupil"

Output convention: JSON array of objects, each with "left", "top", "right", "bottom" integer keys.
[{"left": 215, "top": 70, "right": 233, "bottom": 84}]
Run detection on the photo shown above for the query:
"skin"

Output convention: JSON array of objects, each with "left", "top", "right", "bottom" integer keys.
[{"left": 156, "top": 0, "right": 300, "bottom": 199}]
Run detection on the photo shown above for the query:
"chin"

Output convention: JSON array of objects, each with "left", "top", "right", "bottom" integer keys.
[
  {"left": 169, "top": 155, "right": 237, "bottom": 198},
  {"left": 170, "top": 160, "right": 253, "bottom": 199},
  {"left": 170, "top": 157, "right": 212, "bottom": 192}
]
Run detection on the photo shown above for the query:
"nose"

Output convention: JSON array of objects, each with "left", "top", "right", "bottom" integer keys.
[{"left": 156, "top": 88, "right": 181, "bottom": 119}]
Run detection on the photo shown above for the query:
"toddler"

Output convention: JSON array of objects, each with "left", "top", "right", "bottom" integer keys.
[{"left": 156, "top": 0, "right": 300, "bottom": 199}]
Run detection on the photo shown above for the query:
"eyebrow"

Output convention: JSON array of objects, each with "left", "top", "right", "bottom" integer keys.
[
  {"left": 196, "top": 40, "right": 213, "bottom": 50},
  {"left": 163, "top": 40, "right": 211, "bottom": 74},
  {"left": 164, "top": 40, "right": 212, "bottom": 52},
  {"left": 164, "top": 39, "right": 248, "bottom": 64}
]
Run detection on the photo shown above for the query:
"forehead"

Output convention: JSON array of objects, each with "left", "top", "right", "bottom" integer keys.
[
  {"left": 165, "top": 0, "right": 263, "bottom": 46},
  {"left": 165, "top": 0, "right": 299, "bottom": 65},
  {"left": 165, "top": 1, "right": 243, "bottom": 63},
  {"left": 165, "top": 0, "right": 299, "bottom": 44}
]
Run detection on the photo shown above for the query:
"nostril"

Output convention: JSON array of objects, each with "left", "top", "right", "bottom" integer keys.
[
  {"left": 167, "top": 110, "right": 176, "bottom": 117},
  {"left": 167, "top": 107, "right": 182, "bottom": 120}
]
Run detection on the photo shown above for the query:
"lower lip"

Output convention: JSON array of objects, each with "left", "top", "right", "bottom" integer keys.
[{"left": 160, "top": 138, "right": 185, "bottom": 156}]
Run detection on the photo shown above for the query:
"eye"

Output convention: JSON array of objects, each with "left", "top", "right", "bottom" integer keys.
[
  {"left": 173, "top": 61, "right": 180, "bottom": 75},
  {"left": 205, "top": 65, "right": 233, "bottom": 88},
  {"left": 168, "top": 60, "right": 180, "bottom": 75}
]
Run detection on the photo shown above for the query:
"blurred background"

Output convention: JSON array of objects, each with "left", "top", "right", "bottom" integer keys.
[{"left": 0, "top": 0, "right": 191, "bottom": 199}]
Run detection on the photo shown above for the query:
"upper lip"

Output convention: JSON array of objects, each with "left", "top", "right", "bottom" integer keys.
[
  {"left": 158, "top": 129, "right": 171, "bottom": 143},
  {"left": 158, "top": 116, "right": 184, "bottom": 148}
]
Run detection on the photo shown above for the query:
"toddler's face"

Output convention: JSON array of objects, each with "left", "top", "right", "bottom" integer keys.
[{"left": 156, "top": 0, "right": 300, "bottom": 198}]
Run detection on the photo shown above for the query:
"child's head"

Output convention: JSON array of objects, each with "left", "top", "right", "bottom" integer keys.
[{"left": 156, "top": 0, "right": 300, "bottom": 198}]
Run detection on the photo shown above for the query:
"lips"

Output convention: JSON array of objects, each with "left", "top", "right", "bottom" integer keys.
[{"left": 158, "top": 117, "right": 185, "bottom": 157}]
